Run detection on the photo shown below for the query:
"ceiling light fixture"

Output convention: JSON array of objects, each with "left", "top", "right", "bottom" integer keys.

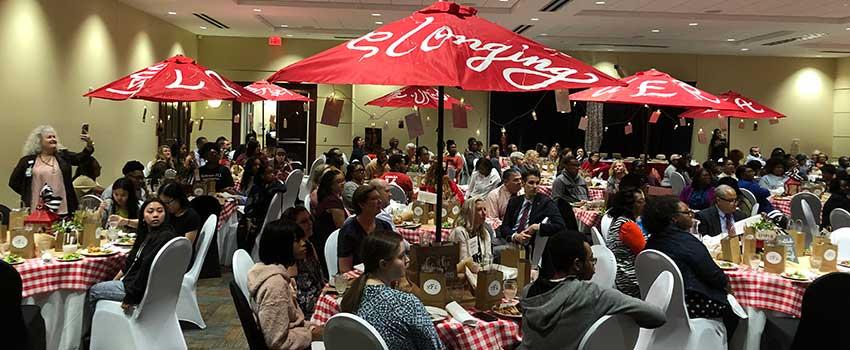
[
  {"left": 253, "top": 8, "right": 262, "bottom": 12},
  {"left": 595, "top": 1, "right": 606, "bottom": 4},
  {"left": 167, "top": 11, "right": 177, "bottom": 15},
  {"left": 651, "top": 29, "right": 661, "bottom": 33},
  {"left": 530, "top": 18, "right": 540, "bottom": 21},
  {"left": 200, "top": 26, "right": 207, "bottom": 30},
  {"left": 689, "top": 22, "right": 698, "bottom": 26},
  {"left": 371, "top": 13, "right": 381, "bottom": 16},
  {"left": 375, "top": 21, "right": 383, "bottom": 25},
  {"left": 280, "top": 24, "right": 288, "bottom": 28},
  {"left": 540, "top": 33, "right": 548, "bottom": 36},
  {"left": 741, "top": 48, "right": 749, "bottom": 51},
  {"left": 726, "top": 38, "right": 736, "bottom": 42},
  {"left": 499, "top": 0, "right": 509, "bottom": 2},
  {"left": 287, "top": 34, "right": 293, "bottom": 37}
]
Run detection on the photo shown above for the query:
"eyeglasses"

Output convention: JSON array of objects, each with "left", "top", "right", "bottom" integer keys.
[
  {"left": 677, "top": 210, "right": 694, "bottom": 217},
  {"left": 718, "top": 197, "right": 738, "bottom": 203}
]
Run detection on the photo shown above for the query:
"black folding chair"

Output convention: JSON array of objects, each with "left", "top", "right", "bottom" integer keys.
[
  {"left": 791, "top": 272, "right": 850, "bottom": 349},
  {"left": 190, "top": 196, "right": 222, "bottom": 279},
  {"left": 229, "top": 280, "right": 269, "bottom": 350}
]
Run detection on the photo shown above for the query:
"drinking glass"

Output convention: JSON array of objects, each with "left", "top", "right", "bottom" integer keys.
[
  {"left": 749, "top": 255, "right": 761, "bottom": 271},
  {"left": 333, "top": 274, "right": 350, "bottom": 295},
  {"left": 503, "top": 280, "right": 518, "bottom": 301}
]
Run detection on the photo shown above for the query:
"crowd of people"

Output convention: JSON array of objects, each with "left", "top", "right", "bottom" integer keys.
[{"left": 11, "top": 123, "right": 850, "bottom": 350}]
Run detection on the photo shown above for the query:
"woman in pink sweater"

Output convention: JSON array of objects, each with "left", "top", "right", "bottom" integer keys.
[{"left": 247, "top": 220, "right": 312, "bottom": 350}]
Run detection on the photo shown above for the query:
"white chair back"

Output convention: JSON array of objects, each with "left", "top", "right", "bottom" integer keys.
[
  {"left": 187, "top": 215, "right": 217, "bottom": 281},
  {"left": 830, "top": 208, "right": 850, "bottom": 230},
  {"left": 740, "top": 188, "right": 757, "bottom": 210},
  {"left": 80, "top": 194, "right": 103, "bottom": 211},
  {"left": 232, "top": 249, "right": 254, "bottom": 304},
  {"left": 590, "top": 245, "right": 616, "bottom": 289},
  {"left": 282, "top": 169, "right": 304, "bottom": 209},
  {"left": 531, "top": 235, "right": 548, "bottom": 269},
  {"left": 325, "top": 229, "right": 341, "bottom": 281},
  {"left": 388, "top": 183, "right": 407, "bottom": 204},
  {"left": 635, "top": 250, "right": 687, "bottom": 320},
  {"left": 253, "top": 192, "right": 285, "bottom": 260},
  {"left": 310, "top": 157, "right": 325, "bottom": 175},
  {"left": 801, "top": 200, "right": 817, "bottom": 247},
  {"left": 362, "top": 155, "right": 371, "bottom": 165},
  {"left": 176, "top": 215, "right": 217, "bottom": 328},
  {"left": 578, "top": 314, "right": 640, "bottom": 350},
  {"left": 670, "top": 172, "right": 686, "bottom": 196},
  {"left": 751, "top": 203, "right": 760, "bottom": 217},
  {"left": 591, "top": 227, "right": 605, "bottom": 246},
  {"left": 299, "top": 177, "right": 312, "bottom": 201},
  {"left": 342, "top": 153, "right": 348, "bottom": 166},
  {"left": 600, "top": 213, "right": 614, "bottom": 240},
  {"left": 791, "top": 192, "right": 821, "bottom": 231},
  {"left": 324, "top": 313, "right": 389, "bottom": 350},
  {"left": 136, "top": 237, "right": 192, "bottom": 325},
  {"left": 634, "top": 271, "right": 675, "bottom": 350},
  {"left": 304, "top": 193, "right": 312, "bottom": 213},
  {"left": 830, "top": 227, "right": 850, "bottom": 261}
]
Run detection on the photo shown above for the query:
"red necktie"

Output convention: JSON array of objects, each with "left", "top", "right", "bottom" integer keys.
[
  {"left": 725, "top": 213, "right": 736, "bottom": 236},
  {"left": 516, "top": 201, "right": 531, "bottom": 233}
]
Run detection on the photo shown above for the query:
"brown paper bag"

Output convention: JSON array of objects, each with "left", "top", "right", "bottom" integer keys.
[
  {"left": 791, "top": 230, "right": 806, "bottom": 256},
  {"left": 412, "top": 202, "right": 429, "bottom": 225},
  {"left": 721, "top": 235, "right": 741, "bottom": 264},
  {"left": 811, "top": 242, "right": 826, "bottom": 261},
  {"left": 10, "top": 229, "right": 36, "bottom": 258},
  {"left": 500, "top": 247, "right": 519, "bottom": 268},
  {"left": 9, "top": 209, "right": 27, "bottom": 230},
  {"left": 192, "top": 182, "right": 206, "bottom": 197},
  {"left": 475, "top": 269, "right": 504, "bottom": 310},
  {"left": 819, "top": 243, "right": 838, "bottom": 273},
  {"left": 813, "top": 235, "right": 829, "bottom": 246},
  {"left": 81, "top": 213, "right": 100, "bottom": 248},
  {"left": 763, "top": 245, "right": 786, "bottom": 274},
  {"left": 52, "top": 230, "right": 65, "bottom": 251},
  {"left": 516, "top": 259, "right": 532, "bottom": 293},
  {"left": 418, "top": 272, "right": 448, "bottom": 307},
  {"left": 0, "top": 225, "right": 6, "bottom": 244},
  {"left": 205, "top": 180, "right": 217, "bottom": 195},
  {"left": 742, "top": 235, "right": 757, "bottom": 264}
]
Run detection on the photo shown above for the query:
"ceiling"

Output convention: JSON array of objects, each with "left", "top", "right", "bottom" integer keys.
[{"left": 119, "top": 0, "right": 850, "bottom": 57}]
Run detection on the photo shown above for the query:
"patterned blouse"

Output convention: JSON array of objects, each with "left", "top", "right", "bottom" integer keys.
[
  {"left": 294, "top": 242, "right": 326, "bottom": 319},
  {"left": 355, "top": 284, "right": 442, "bottom": 350},
  {"left": 605, "top": 216, "right": 644, "bottom": 298}
]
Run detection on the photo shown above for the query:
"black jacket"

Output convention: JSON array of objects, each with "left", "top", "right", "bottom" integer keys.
[
  {"left": 122, "top": 224, "right": 181, "bottom": 305},
  {"left": 645, "top": 226, "right": 730, "bottom": 305},
  {"left": 821, "top": 193, "right": 850, "bottom": 229},
  {"left": 9, "top": 146, "right": 94, "bottom": 212},
  {"left": 696, "top": 206, "right": 748, "bottom": 237},
  {"left": 498, "top": 193, "right": 565, "bottom": 244}
]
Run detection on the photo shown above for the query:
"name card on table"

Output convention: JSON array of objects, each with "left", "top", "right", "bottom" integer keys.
[
  {"left": 475, "top": 268, "right": 504, "bottom": 310},
  {"left": 418, "top": 272, "right": 448, "bottom": 307},
  {"left": 777, "top": 235, "right": 798, "bottom": 263},
  {"left": 818, "top": 243, "right": 838, "bottom": 273},
  {"left": 763, "top": 245, "right": 786, "bottom": 274},
  {"left": 721, "top": 235, "right": 741, "bottom": 264},
  {"left": 9, "top": 229, "right": 35, "bottom": 259}
]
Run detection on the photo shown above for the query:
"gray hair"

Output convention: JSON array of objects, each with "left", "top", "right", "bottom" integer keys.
[
  {"left": 22, "top": 125, "right": 63, "bottom": 156},
  {"left": 714, "top": 184, "right": 736, "bottom": 198}
]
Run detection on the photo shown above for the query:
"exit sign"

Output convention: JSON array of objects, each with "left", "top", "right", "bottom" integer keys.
[{"left": 268, "top": 36, "right": 282, "bottom": 46}]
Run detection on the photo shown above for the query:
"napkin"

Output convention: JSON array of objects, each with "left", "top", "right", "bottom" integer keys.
[
  {"left": 445, "top": 301, "right": 478, "bottom": 327},
  {"left": 701, "top": 233, "right": 727, "bottom": 258},
  {"left": 465, "top": 264, "right": 518, "bottom": 288},
  {"left": 727, "top": 294, "right": 749, "bottom": 319}
]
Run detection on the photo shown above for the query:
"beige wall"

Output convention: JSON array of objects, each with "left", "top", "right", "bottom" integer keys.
[
  {"left": 573, "top": 52, "right": 836, "bottom": 161},
  {"left": 0, "top": 0, "right": 197, "bottom": 206},
  {"left": 835, "top": 58, "right": 850, "bottom": 155}
]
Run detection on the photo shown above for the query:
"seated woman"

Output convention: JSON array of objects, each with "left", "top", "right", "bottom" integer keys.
[
  {"left": 247, "top": 219, "right": 312, "bottom": 350},
  {"left": 606, "top": 160, "right": 628, "bottom": 196},
  {"left": 521, "top": 230, "right": 665, "bottom": 350},
  {"left": 197, "top": 142, "right": 236, "bottom": 193},
  {"left": 420, "top": 160, "right": 464, "bottom": 204},
  {"left": 99, "top": 178, "right": 140, "bottom": 231},
  {"left": 644, "top": 196, "right": 737, "bottom": 336},
  {"left": 339, "top": 231, "right": 442, "bottom": 350},
  {"left": 157, "top": 183, "right": 202, "bottom": 270},
  {"left": 245, "top": 164, "right": 287, "bottom": 252},
  {"left": 759, "top": 158, "right": 789, "bottom": 195},
  {"left": 465, "top": 157, "right": 501, "bottom": 199},
  {"left": 272, "top": 148, "right": 294, "bottom": 182},
  {"left": 631, "top": 160, "right": 660, "bottom": 187},
  {"left": 604, "top": 188, "right": 647, "bottom": 298},
  {"left": 580, "top": 152, "right": 610, "bottom": 179},
  {"left": 822, "top": 178, "right": 850, "bottom": 229},
  {"left": 449, "top": 197, "right": 494, "bottom": 274},
  {"left": 148, "top": 145, "right": 175, "bottom": 189},
  {"left": 82, "top": 199, "right": 180, "bottom": 347},
  {"left": 338, "top": 184, "right": 393, "bottom": 274},
  {"left": 679, "top": 168, "right": 716, "bottom": 211},
  {"left": 314, "top": 169, "right": 347, "bottom": 272},
  {"left": 282, "top": 206, "right": 327, "bottom": 319},
  {"left": 343, "top": 162, "right": 366, "bottom": 212}
]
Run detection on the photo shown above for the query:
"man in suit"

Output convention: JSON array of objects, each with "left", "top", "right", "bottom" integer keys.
[
  {"left": 696, "top": 185, "right": 749, "bottom": 237},
  {"left": 498, "top": 168, "right": 565, "bottom": 254}
]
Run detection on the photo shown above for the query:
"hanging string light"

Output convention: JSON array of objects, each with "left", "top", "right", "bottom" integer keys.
[{"left": 531, "top": 110, "right": 537, "bottom": 121}]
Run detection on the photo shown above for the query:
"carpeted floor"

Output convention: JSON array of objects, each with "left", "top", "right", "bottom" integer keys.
[{"left": 182, "top": 271, "right": 249, "bottom": 349}]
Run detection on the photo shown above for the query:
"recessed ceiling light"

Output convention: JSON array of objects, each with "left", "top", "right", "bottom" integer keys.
[
  {"left": 689, "top": 22, "right": 699, "bottom": 26},
  {"left": 253, "top": 8, "right": 262, "bottom": 12},
  {"left": 741, "top": 48, "right": 749, "bottom": 51},
  {"left": 200, "top": 26, "right": 207, "bottom": 30},
  {"left": 287, "top": 34, "right": 293, "bottom": 37},
  {"left": 606, "top": 49, "right": 614, "bottom": 51},
  {"left": 279, "top": 24, "right": 288, "bottom": 28},
  {"left": 540, "top": 33, "right": 548, "bottom": 36},
  {"left": 530, "top": 18, "right": 540, "bottom": 21},
  {"left": 651, "top": 29, "right": 661, "bottom": 33},
  {"left": 816, "top": 55, "right": 822, "bottom": 57},
  {"left": 845, "top": 27, "right": 850, "bottom": 30},
  {"left": 371, "top": 13, "right": 381, "bottom": 16},
  {"left": 375, "top": 21, "right": 383, "bottom": 25},
  {"left": 499, "top": 0, "right": 509, "bottom": 2},
  {"left": 167, "top": 11, "right": 177, "bottom": 15},
  {"left": 595, "top": 1, "right": 606, "bottom": 4},
  {"left": 726, "top": 38, "right": 736, "bottom": 42}
]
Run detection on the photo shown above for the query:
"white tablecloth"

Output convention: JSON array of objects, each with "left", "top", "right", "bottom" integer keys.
[
  {"left": 23, "top": 290, "right": 86, "bottom": 350},
  {"left": 218, "top": 211, "right": 239, "bottom": 266}
]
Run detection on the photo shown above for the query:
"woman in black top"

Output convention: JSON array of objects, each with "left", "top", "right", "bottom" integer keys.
[
  {"left": 337, "top": 184, "right": 392, "bottom": 274},
  {"left": 282, "top": 206, "right": 327, "bottom": 319},
  {"left": 709, "top": 129, "right": 727, "bottom": 162},
  {"left": 350, "top": 136, "right": 367, "bottom": 165},
  {"left": 81, "top": 198, "right": 180, "bottom": 347},
  {"left": 821, "top": 178, "right": 850, "bottom": 229},
  {"left": 158, "top": 183, "right": 201, "bottom": 244}
]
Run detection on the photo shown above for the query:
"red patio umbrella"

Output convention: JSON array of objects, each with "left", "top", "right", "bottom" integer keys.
[
  {"left": 245, "top": 80, "right": 313, "bottom": 147},
  {"left": 680, "top": 90, "right": 784, "bottom": 154},
  {"left": 267, "top": 1, "right": 623, "bottom": 241},
  {"left": 85, "top": 55, "right": 261, "bottom": 103},
  {"left": 366, "top": 86, "right": 470, "bottom": 110}
]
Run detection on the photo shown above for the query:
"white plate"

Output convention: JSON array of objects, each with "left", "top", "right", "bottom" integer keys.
[{"left": 425, "top": 306, "right": 448, "bottom": 322}]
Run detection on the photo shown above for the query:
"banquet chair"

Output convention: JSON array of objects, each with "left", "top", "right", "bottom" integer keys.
[
  {"left": 90, "top": 237, "right": 191, "bottom": 350},
  {"left": 388, "top": 182, "right": 407, "bottom": 204},
  {"left": 670, "top": 172, "right": 686, "bottom": 197},
  {"left": 578, "top": 314, "right": 639, "bottom": 350},
  {"left": 189, "top": 195, "right": 222, "bottom": 279},
  {"left": 304, "top": 194, "right": 312, "bottom": 213},
  {"left": 252, "top": 192, "right": 285, "bottom": 261},
  {"left": 232, "top": 249, "right": 254, "bottom": 306},
  {"left": 750, "top": 203, "right": 760, "bottom": 217},
  {"left": 589, "top": 245, "right": 616, "bottom": 289},
  {"left": 791, "top": 192, "right": 821, "bottom": 231},
  {"left": 325, "top": 229, "right": 341, "bottom": 281},
  {"left": 800, "top": 201, "right": 818, "bottom": 248},
  {"left": 1, "top": 261, "right": 46, "bottom": 350},
  {"left": 830, "top": 208, "right": 850, "bottom": 230},
  {"left": 634, "top": 271, "right": 674, "bottom": 350},
  {"left": 635, "top": 249, "right": 727, "bottom": 350},
  {"left": 600, "top": 212, "right": 614, "bottom": 239},
  {"left": 79, "top": 194, "right": 103, "bottom": 211},
  {"left": 791, "top": 272, "right": 850, "bottom": 349},
  {"left": 299, "top": 177, "right": 312, "bottom": 202},
  {"left": 281, "top": 169, "right": 304, "bottom": 209},
  {"left": 310, "top": 157, "right": 325, "bottom": 176},
  {"left": 176, "top": 215, "right": 217, "bottom": 329},
  {"left": 362, "top": 155, "right": 371, "bottom": 165},
  {"left": 590, "top": 227, "right": 605, "bottom": 246},
  {"left": 324, "top": 313, "right": 389, "bottom": 350},
  {"left": 739, "top": 189, "right": 757, "bottom": 212},
  {"left": 829, "top": 227, "right": 850, "bottom": 261},
  {"left": 229, "top": 281, "right": 269, "bottom": 350}
]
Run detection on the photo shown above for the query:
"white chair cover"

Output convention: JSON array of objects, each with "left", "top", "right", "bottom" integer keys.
[
  {"left": 388, "top": 183, "right": 407, "bottom": 204},
  {"left": 310, "top": 157, "right": 326, "bottom": 175},
  {"left": 635, "top": 250, "right": 727, "bottom": 350},
  {"left": 635, "top": 271, "right": 674, "bottom": 350},
  {"left": 750, "top": 203, "right": 759, "bottom": 217},
  {"left": 232, "top": 249, "right": 254, "bottom": 306},
  {"left": 79, "top": 194, "right": 103, "bottom": 211},
  {"left": 591, "top": 227, "right": 605, "bottom": 246},
  {"left": 739, "top": 188, "right": 757, "bottom": 211},
  {"left": 830, "top": 208, "right": 850, "bottom": 230},
  {"left": 590, "top": 245, "right": 616, "bottom": 289},
  {"left": 579, "top": 314, "right": 640, "bottom": 350},
  {"left": 362, "top": 155, "right": 371, "bottom": 165},
  {"left": 282, "top": 169, "right": 304, "bottom": 209},
  {"left": 791, "top": 192, "right": 821, "bottom": 233},
  {"left": 325, "top": 229, "right": 340, "bottom": 281},
  {"left": 600, "top": 213, "right": 614, "bottom": 240},
  {"left": 304, "top": 193, "right": 312, "bottom": 213},
  {"left": 830, "top": 227, "right": 850, "bottom": 261},
  {"left": 299, "top": 177, "right": 312, "bottom": 202},
  {"left": 91, "top": 237, "right": 191, "bottom": 350},
  {"left": 670, "top": 172, "right": 686, "bottom": 196},
  {"left": 324, "top": 313, "right": 389, "bottom": 350},
  {"left": 176, "top": 215, "right": 217, "bottom": 329},
  {"left": 801, "top": 201, "right": 817, "bottom": 247}
]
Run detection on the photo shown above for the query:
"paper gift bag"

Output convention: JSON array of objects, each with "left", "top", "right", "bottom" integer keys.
[
  {"left": 411, "top": 243, "right": 459, "bottom": 277},
  {"left": 192, "top": 182, "right": 207, "bottom": 196},
  {"left": 742, "top": 235, "right": 757, "bottom": 264},
  {"left": 819, "top": 243, "right": 838, "bottom": 272},
  {"left": 418, "top": 272, "right": 449, "bottom": 307},
  {"left": 320, "top": 97, "right": 344, "bottom": 127},
  {"left": 205, "top": 180, "right": 217, "bottom": 195},
  {"left": 52, "top": 230, "right": 66, "bottom": 251},
  {"left": 475, "top": 268, "right": 504, "bottom": 310},
  {"left": 721, "top": 235, "right": 741, "bottom": 263},
  {"left": 790, "top": 230, "right": 806, "bottom": 256},
  {"left": 811, "top": 242, "right": 826, "bottom": 262},
  {"left": 500, "top": 246, "right": 520, "bottom": 268},
  {"left": 445, "top": 202, "right": 460, "bottom": 224},
  {"left": 405, "top": 112, "right": 424, "bottom": 139},
  {"left": 578, "top": 117, "right": 588, "bottom": 130},
  {"left": 763, "top": 245, "right": 786, "bottom": 274},
  {"left": 412, "top": 201, "right": 429, "bottom": 225},
  {"left": 10, "top": 229, "right": 36, "bottom": 258},
  {"left": 452, "top": 103, "right": 467, "bottom": 128},
  {"left": 81, "top": 212, "right": 100, "bottom": 248},
  {"left": 10, "top": 209, "right": 27, "bottom": 230},
  {"left": 516, "top": 258, "right": 532, "bottom": 293}
]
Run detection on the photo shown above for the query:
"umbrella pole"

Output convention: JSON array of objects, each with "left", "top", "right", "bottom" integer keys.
[
  {"left": 644, "top": 107, "right": 651, "bottom": 162},
  {"left": 261, "top": 102, "right": 266, "bottom": 148},
  {"left": 726, "top": 118, "right": 731, "bottom": 157},
  {"left": 435, "top": 86, "right": 445, "bottom": 243}
]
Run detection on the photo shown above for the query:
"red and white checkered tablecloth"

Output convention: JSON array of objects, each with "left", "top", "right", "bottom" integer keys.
[
  {"left": 14, "top": 252, "right": 127, "bottom": 298},
  {"left": 537, "top": 186, "right": 603, "bottom": 201},
  {"left": 397, "top": 226, "right": 453, "bottom": 245},
  {"left": 217, "top": 200, "right": 238, "bottom": 230},
  {"left": 769, "top": 197, "right": 792, "bottom": 217},
  {"left": 311, "top": 293, "right": 522, "bottom": 350},
  {"left": 724, "top": 268, "right": 805, "bottom": 317},
  {"left": 574, "top": 207, "right": 602, "bottom": 228}
]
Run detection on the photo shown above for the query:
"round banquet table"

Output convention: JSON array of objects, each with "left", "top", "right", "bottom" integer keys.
[
  {"left": 311, "top": 293, "right": 522, "bottom": 349},
  {"left": 14, "top": 249, "right": 128, "bottom": 350},
  {"left": 216, "top": 199, "right": 240, "bottom": 266},
  {"left": 574, "top": 207, "right": 603, "bottom": 229},
  {"left": 536, "top": 185, "right": 603, "bottom": 201}
]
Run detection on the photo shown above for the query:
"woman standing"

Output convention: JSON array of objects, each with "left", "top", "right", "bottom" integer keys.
[
  {"left": 339, "top": 232, "right": 442, "bottom": 350},
  {"left": 607, "top": 160, "right": 628, "bottom": 195},
  {"left": 282, "top": 207, "right": 326, "bottom": 320},
  {"left": 343, "top": 162, "right": 366, "bottom": 212},
  {"left": 709, "top": 129, "right": 727, "bottom": 162},
  {"left": 679, "top": 168, "right": 716, "bottom": 211},
  {"left": 10, "top": 125, "right": 94, "bottom": 214},
  {"left": 99, "top": 178, "right": 140, "bottom": 231},
  {"left": 465, "top": 158, "right": 501, "bottom": 199},
  {"left": 449, "top": 197, "right": 494, "bottom": 274},
  {"left": 604, "top": 188, "right": 647, "bottom": 298},
  {"left": 148, "top": 145, "right": 175, "bottom": 189},
  {"left": 338, "top": 185, "right": 393, "bottom": 274},
  {"left": 350, "top": 136, "right": 367, "bottom": 165}
]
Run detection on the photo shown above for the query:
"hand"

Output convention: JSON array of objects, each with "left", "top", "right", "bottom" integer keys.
[
  {"left": 524, "top": 224, "right": 540, "bottom": 234},
  {"left": 512, "top": 232, "right": 532, "bottom": 245},
  {"left": 80, "top": 134, "right": 92, "bottom": 145},
  {"left": 120, "top": 302, "right": 135, "bottom": 314},
  {"left": 343, "top": 270, "right": 362, "bottom": 280},
  {"left": 108, "top": 215, "right": 125, "bottom": 226}
]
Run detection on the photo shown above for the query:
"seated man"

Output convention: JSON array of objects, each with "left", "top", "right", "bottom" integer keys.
[
  {"left": 498, "top": 169, "right": 565, "bottom": 257},
  {"left": 696, "top": 185, "right": 749, "bottom": 237},
  {"left": 197, "top": 142, "right": 236, "bottom": 193},
  {"left": 737, "top": 165, "right": 786, "bottom": 227},
  {"left": 485, "top": 169, "right": 522, "bottom": 221},
  {"left": 379, "top": 154, "right": 414, "bottom": 200},
  {"left": 101, "top": 160, "right": 146, "bottom": 200},
  {"left": 551, "top": 156, "right": 588, "bottom": 203}
]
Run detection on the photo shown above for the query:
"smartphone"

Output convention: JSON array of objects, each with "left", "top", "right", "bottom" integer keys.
[
  {"left": 81, "top": 123, "right": 90, "bottom": 135},
  {"left": 471, "top": 311, "right": 499, "bottom": 322}
]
